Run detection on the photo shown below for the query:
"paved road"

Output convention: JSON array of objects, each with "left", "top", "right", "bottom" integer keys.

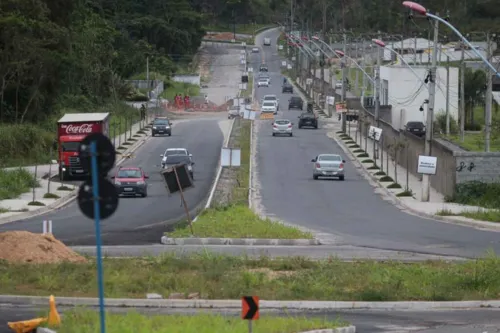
[
  {"left": 253, "top": 28, "right": 500, "bottom": 259},
  {"left": 0, "top": 119, "right": 224, "bottom": 245},
  {"left": 1, "top": 305, "right": 500, "bottom": 333}
]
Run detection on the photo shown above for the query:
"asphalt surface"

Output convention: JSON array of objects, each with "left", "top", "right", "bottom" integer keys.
[
  {"left": 253, "top": 28, "right": 500, "bottom": 259},
  {"left": 2, "top": 306, "right": 500, "bottom": 333},
  {"left": 0, "top": 119, "right": 224, "bottom": 245}
]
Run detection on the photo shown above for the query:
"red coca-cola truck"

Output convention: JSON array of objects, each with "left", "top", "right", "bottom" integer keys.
[{"left": 57, "top": 112, "right": 110, "bottom": 179}]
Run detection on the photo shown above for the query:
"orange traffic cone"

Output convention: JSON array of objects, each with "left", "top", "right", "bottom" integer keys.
[
  {"left": 7, "top": 317, "right": 47, "bottom": 333},
  {"left": 47, "top": 295, "right": 61, "bottom": 327}
]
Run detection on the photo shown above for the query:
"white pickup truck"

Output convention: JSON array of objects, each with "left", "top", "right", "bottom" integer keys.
[{"left": 263, "top": 37, "right": 271, "bottom": 46}]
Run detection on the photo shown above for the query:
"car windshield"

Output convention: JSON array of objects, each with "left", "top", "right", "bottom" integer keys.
[
  {"left": 259, "top": 75, "right": 269, "bottom": 79},
  {"left": 275, "top": 120, "right": 290, "bottom": 125},
  {"left": 165, "top": 155, "right": 190, "bottom": 164},
  {"left": 61, "top": 142, "right": 80, "bottom": 152},
  {"left": 154, "top": 119, "right": 169, "bottom": 125},
  {"left": 318, "top": 155, "right": 341, "bottom": 161},
  {"left": 263, "top": 102, "right": 275, "bottom": 107},
  {"left": 165, "top": 150, "right": 186, "bottom": 156},
  {"left": 117, "top": 169, "right": 142, "bottom": 178},
  {"left": 407, "top": 122, "right": 424, "bottom": 128},
  {"left": 291, "top": 97, "right": 302, "bottom": 102},
  {"left": 259, "top": 79, "right": 268, "bottom": 82},
  {"left": 301, "top": 114, "right": 314, "bottom": 118},
  {"left": 264, "top": 96, "right": 276, "bottom": 101}
]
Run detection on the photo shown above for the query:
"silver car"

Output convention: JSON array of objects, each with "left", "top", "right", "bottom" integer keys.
[
  {"left": 272, "top": 119, "right": 293, "bottom": 137},
  {"left": 257, "top": 78, "right": 270, "bottom": 87},
  {"left": 312, "top": 154, "right": 345, "bottom": 180}
]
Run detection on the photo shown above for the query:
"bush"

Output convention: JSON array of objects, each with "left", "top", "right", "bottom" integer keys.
[
  {"left": 447, "top": 181, "right": 500, "bottom": 208},
  {"left": 0, "top": 168, "right": 39, "bottom": 200},
  {"left": 361, "top": 159, "right": 373, "bottom": 163},
  {"left": 357, "top": 153, "right": 369, "bottom": 157},
  {"left": 434, "top": 112, "right": 458, "bottom": 134},
  {"left": 367, "top": 165, "right": 380, "bottom": 170},
  {"left": 465, "top": 123, "right": 482, "bottom": 131},
  {"left": 375, "top": 171, "right": 386, "bottom": 176},
  {"left": 353, "top": 149, "right": 364, "bottom": 153},
  {"left": 349, "top": 144, "right": 359, "bottom": 148},
  {"left": 125, "top": 93, "right": 149, "bottom": 102},
  {"left": 379, "top": 176, "right": 393, "bottom": 182},
  {"left": 388, "top": 183, "right": 402, "bottom": 189}
]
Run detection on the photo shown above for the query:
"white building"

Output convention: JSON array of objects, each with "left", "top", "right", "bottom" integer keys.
[{"left": 380, "top": 65, "right": 459, "bottom": 130}]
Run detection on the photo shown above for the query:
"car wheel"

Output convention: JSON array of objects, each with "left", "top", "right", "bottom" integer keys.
[
  {"left": 313, "top": 175, "right": 319, "bottom": 180},
  {"left": 289, "top": 133, "right": 293, "bottom": 137},
  {"left": 190, "top": 172, "right": 194, "bottom": 180},
  {"left": 272, "top": 133, "right": 275, "bottom": 136},
  {"left": 339, "top": 176, "right": 345, "bottom": 181},
  {"left": 298, "top": 125, "right": 302, "bottom": 129},
  {"left": 314, "top": 125, "right": 318, "bottom": 129},
  {"left": 142, "top": 191, "right": 148, "bottom": 198},
  {"left": 152, "top": 133, "right": 156, "bottom": 137}
]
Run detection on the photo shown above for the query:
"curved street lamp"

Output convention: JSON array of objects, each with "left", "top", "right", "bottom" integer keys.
[{"left": 402, "top": 1, "right": 500, "bottom": 77}]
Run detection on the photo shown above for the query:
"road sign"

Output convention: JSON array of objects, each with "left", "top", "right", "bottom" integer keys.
[
  {"left": 78, "top": 133, "right": 116, "bottom": 175},
  {"left": 77, "top": 178, "right": 119, "bottom": 219},
  {"left": 161, "top": 164, "right": 193, "bottom": 193},
  {"left": 221, "top": 148, "right": 241, "bottom": 167},
  {"left": 335, "top": 102, "right": 347, "bottom": 113},
  {"left": 241, "top": 296, "right": 259, "bottom": 320},
  {"left": 260, "top": 113, "right": 274, "bottom": 120}
]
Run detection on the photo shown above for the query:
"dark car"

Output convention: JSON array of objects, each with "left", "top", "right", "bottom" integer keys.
[
  {"left": 152, "top": 117, "right": 172, "bottom": 136},
  {"left": 298, "top": 112, "right": 318, "bottom": 129},
  {"left": 282, "top": 83, "right": 293, "bottom": 93},
  {"left": 163, "top": 154, "right": 195, "bottom": 179},
  {"left": 259, "top": 64, "right": 268, "bottom": 72},
  {"left": 112, "top": 167, "right": 149, "bottom": 197},
  {"left": 288, "top": 96, "right": 303, "bottom": 110},
  {"left": 405, "top": 121, "right": 426, "bottom": 137}
]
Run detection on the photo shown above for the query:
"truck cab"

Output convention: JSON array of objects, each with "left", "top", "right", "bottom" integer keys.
[
  {"left": 57, "top": 113, "right": 110, "bottom": 179},
  {"left": 263, "top": 37, "right": 271, "bottom": 46}
]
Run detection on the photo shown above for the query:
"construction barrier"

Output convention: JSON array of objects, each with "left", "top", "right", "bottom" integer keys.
[
  {"left": 260, "top": 112, "right": 275, "bottom": 120},
  {"left": 8, "top": 295, "right": 60, "bottom": 333}
]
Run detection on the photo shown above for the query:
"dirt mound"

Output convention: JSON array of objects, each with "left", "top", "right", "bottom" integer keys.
[
  {"left": 204, "top": 32, "right": 235, "bottom": 41},
  {"left": 0, "top": 231, "right": 87, "bottom": 264}
]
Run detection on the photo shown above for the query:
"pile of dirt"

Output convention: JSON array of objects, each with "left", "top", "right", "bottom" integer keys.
[
  {"left": 204, "top": 32, "right": 235, "bottom": 41},
  {"left": 0, "top": 231, "right": 87, "bottom": 264}
]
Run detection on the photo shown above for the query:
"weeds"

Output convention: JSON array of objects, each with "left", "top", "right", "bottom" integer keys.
[
  {"left": 379, "top": 176, "right": 393, "bottom": 182},
  {"left": 357, "top": 153, "right": 369, "bottom": 158},
  {"left": 447, "top": 181, "right": 500, "bottom": 208},
  {"left": 388, "top": 183, "right": 402, "bottom": 189},
  {"left": 374, "top": 171, "right": 386, "bottom": 176},
  {"left": 43, "top": 193, "right": 60, "bottom": 199},
  {"left": 361, "top": 159, "right": 374, "bottom": 163},
  {"left": 0, "top": 169, "right": 39, "bottom": 200}
]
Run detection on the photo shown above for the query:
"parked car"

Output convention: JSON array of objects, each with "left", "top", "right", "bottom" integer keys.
[
  {"left": 311, "top": 154, "right": 345, "bottom": 180},
  {"left": 288, "top": 96, "right": 303, "bottom": 110},
  {"left": 405, "top": 121, "right": 426, "bottom": 137},
  {"left": 282, "top": 82, "right": 293, "bottom": 93},
  {"left": 112, "top": 166, "right": 149, "bottom": 197},
  {"left": 272, "top": 119, "right": 293, "bottom": 137},
  {"left": 298, "top": 113, "right": 318, "bottom": 129}
]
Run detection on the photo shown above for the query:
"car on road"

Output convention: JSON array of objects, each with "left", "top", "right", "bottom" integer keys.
[
  {"left": 258, "top": 74, "right": 271, "bottom": 83},
  {"left": 257, "top": 78, "right": 270, "bottom": 87},
  {"left": 288, "top": 96, "right": 303, "bottom": 110},
  {"left": 282, "top": 82, "right": 293, "bottom": 93},
  {"left": 298, "top": 112, "right": 318, "bottom": 129},
  {"left": 227, "top": 105, "right": 241, "bottom": 119},
  {"left": 262, "top": 94, "right": 279, "bottom": 111},
  {"left": 160, "top": 148, "right": 192, "bottom": 168},
  {"left": 252, "top": 47, "right": 259, "bottom": 53},
  {"left": 161, "top": 154, "right": 195, "bottom": 179},
  {"left": 261, "top": 101, "right": 278, "bottom": 114},
  {"left": 263, "top": 37, "right": 271, "bottom": 46},
  {"left": 152, "top": 117, "right": 172, "bottom": 136},
  {"left": 311, "top": 154, "right": 345, "bottom": 180},
  {"left": 272, "top": 119, "right": 293, "bottom": 137},
  {"left": 405, "top": 121, "right": 426, "bottom": 137},
  {"left": 259, "top": 64, "right": 268, "bottom": 72},
  {"left": 112, "top": 166, "right": 149, "bottom": 197}
]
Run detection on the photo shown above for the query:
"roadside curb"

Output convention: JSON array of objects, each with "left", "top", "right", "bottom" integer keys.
[
  {"left": 159, "top": 236, "right": 321, "bottom": 246},
  {"left": 0, "top": 124, "right": 151, "bottom": 225},
  {"left": 332, "top": 133, "right": 500, "bottom": 231},
  {"left": 37, "top": 328, "right": 56, "bottom": 333},
  {"left": 36, "top": 328, "right": 354, "bottom": 333},
  {"left": 3, "top": 295, "right": 500, "bottom": 310}
]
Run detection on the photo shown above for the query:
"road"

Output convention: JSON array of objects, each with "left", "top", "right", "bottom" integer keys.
[
  {"left": 253, "top": 28, "right": 500, "bottom": 259},
  {"left": 1, "top": 305, "right": 500, "bottom": 333},
  {"left": 0, "top": 119, "right": 224, "bottom": 245}
]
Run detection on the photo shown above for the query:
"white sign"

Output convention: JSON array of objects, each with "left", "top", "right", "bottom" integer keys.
[
  {"left": 306, "top": 78, "right": 312, "bottom": 85},
  {"left": 278, "top": 45, "right": 283, "bottom": 50},
  {"left": 417, "top": 155, "right": 437, "bottom": 175},
  {"left": 326, "top": 96, "right": 335, "bottom": 105},
  {"left": 292, "top": 56, "right": 296, "bottom": 61},
  {"left": 244, "top": 110, "right": 256, "bottom": 120},
  {"left": 241, "top": 42, "right": 246, "bottom": 46},
  {"left": 248, "top": 67, "right": 253, "bottom": 72},
  {"left": 368, "top": 126, "right": 382, "bottom": 141},
  {"left": 231, "top": 39, "right": 236, "bottom": 43},
  {"left": 221, "top": 148, "right": 241, "bottom": 167},
  {"left": 282, "top": 61, "right": 287, "bottom": 67},
  {"left": 287, "top": 64, "right": 292, "bottom": 69},
  {"left": 240, "top": 59, "right": 246, "bottom": 64},
  {"left": 240, "top": 55, "right": 245, "bottom": 60}
]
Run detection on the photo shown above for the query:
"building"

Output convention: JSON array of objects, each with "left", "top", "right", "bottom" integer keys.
[{"left": 379, "top": 65, "right": 459, "bottom": 130}]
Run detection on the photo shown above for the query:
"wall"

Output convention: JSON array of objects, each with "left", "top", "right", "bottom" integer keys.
[
  {"left": 380, "top": 65, "right": 459, "bottom": 130},
  {"left": 126, "top": 79, "right": 162, "bottom": 90},
  {"left": 172, "top": 74, "right": 201, "bottom": 86},
  {"left": 454, "top": 152, "right": 500, "bottom": 184}
]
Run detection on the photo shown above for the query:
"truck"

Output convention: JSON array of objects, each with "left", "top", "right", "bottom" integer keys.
[
  {"left": 57, "top": 113, "right": 110, "bottom": 179},
  {"left": 263, "top": 37, "right": 271, "bottom": 46}
]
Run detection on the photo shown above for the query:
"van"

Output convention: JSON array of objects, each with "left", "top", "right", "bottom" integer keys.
[{"left": 263, "top": 38, "right": 271, "bottom": 46}]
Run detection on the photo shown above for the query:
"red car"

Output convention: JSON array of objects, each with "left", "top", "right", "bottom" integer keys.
[{"left": 111, "top": 166, "right": 149, "bottom": 197}]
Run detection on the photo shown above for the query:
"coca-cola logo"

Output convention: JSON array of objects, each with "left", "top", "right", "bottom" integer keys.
[{"left": 64, "top": 124, "right": 94, "bottom": 134}]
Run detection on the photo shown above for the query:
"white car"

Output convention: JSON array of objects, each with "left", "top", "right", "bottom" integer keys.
[
  {"left": 257, "top": 78, "right": 270, "bottom": 87},
  {"left": 262, "top": 94, "right": 279, "bottom": 111},
  {"left": 272, "top": 119, "right": 293, "bottom": 137},
  {"left": 252, "top": 47, "right": 259, "bottom": 53},
  {"left": 258, "top": 74, "right": 270, "bottom": 83},
  {"left": 160, "top": 148, "right": 192, "bottom": 168},
  {"left": 261, "top": 101, "right": 277, "bottom": 114}
]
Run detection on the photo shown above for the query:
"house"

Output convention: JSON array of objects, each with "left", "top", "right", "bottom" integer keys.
[{"left": 379, "top": 65, "right": 459, "bottom": 130}]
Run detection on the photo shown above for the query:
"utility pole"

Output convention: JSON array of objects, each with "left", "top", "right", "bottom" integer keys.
[
  {"left": 485, "top": 32, "right": 493, "bottom": 152},
  {"left": 341, "top": 33, "right": 347, "bottom": 132},
  {"left": 321, "top": 0, "right": 326, "bottom": 97},
  {"left": 422, "top": 15, "right": 439, "bottom": 203},
  {"left": 414, "top": 35, "right": 417, "bottom": 65},
  {"left": 374, "top": 32, "right": 381, "bottom": 127},
  {"left": 460, "top": 46, "right": 465, "bottom": 142},
  {"left": 445, "top": 56, "right": 450, "bottom": 135},
  {"left": 355, "top": 38, "right": 359, "bottom": 94},
  {"left": 146, "top": 56, "right": 150, "bottom": 98},
  {"left": 232, "top": 10, "right": 236, "bottom": 40},
  {"left": 362, "top": 40, "right": 367, "bottom": 91}
]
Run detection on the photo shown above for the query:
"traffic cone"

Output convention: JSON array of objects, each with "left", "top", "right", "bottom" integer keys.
[
  {"left": 7, "top": 317, "right": 47, "bottom": 333},
  {"left": 47, "top": 295, "right": 61, "bottom": 327}
]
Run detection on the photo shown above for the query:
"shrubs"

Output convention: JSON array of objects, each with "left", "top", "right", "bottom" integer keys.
[
  {"left": 447, "top": 181, "right": 500, "bottom": 208},
  {"left": 0, "top": 168, "right": 39, "bottom": 200}
]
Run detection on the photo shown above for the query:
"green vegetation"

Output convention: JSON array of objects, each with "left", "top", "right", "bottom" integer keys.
[
  {"left": 367, "top": 165, "right": 380, "bottom": 170},
  {"left": 242, "top": 74, "right": 254, "bottom": 98},
  {"left": 161, "top": 82, "right": 201, "bottom": 102},
  {"left": 437, "top": 208, "right": 500, "bottom": 222},
  {"left": 396, "top": 190, "right": 413, "bottom": 197},
  {"left": 374, "top": 171, "right": 386, "bottom": 176},
  {"left": 167, "top": 205, "right": 312, "bottom": 239},
  {"left": 27, "top": 201, "right": 45, "bottom": 206},
  {"left": 446, "top": 181, "right": 500, "bottom": 209},
  {"left": 56, "top": 309, "right": 346, "bottom": 333},
  {"left": 357, "top": 153, "right": 369, "bottom": 157},
  {"left": 6, "top": 254, "right": 500, "bottom": 301},
  {"left": 353, "top": 149, "right": 365, "bottom": 153},
  {"left": 361, "top": 159, "right": 374, "bottom": 163},
  {"left": 204, "top": 23, "right": 274, "bottom": 35},
  {"left": 232, "top": 119, "right": 251, "bottom": 204},
  {"left": 379, "top": 176, "right": 393, "bottom": 182},
  {"left": 43, "top": 193, "right": 60, "bottom": 199},
  {"left": 0, "top": 169, "right": 39, "bottom": 200},
  {"left": 388, "top": 183, "right": 402, "bottom": 189}
]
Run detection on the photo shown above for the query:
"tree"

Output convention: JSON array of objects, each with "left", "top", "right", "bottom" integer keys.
[{"left": 464, "top": 68, "right": 486, "bottom": 126}]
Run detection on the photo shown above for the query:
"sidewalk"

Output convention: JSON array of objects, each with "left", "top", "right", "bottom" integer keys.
[
  {"left": 323, "top": 116, "right": 496, "bottom": 226},
  {"left": 0, "top": 114, "right": 153, "bottom": 223}
]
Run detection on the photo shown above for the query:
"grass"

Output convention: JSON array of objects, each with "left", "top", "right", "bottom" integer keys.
[
  {"left": 161, "top": 81, "right": 200, "bottom": 102},
  {"left": 57, "top": 185, "right": 72, "bottom": 191},
  {"left": 379, "top": 176, "right": 393, "bottom": 182},
  {"left": 357, "top": 153, "right": 369, "bottom": 157},
  {"left": 349, "top": 144, "right": 359, "bottom": 148},
  {"left": 241, "top": 73, "right": 253, "bottom": 98},
  {"left": 232, "top": 119, "right": 251, "bottom": 204},
  {"left": 345, "top": 141, "right": 355, "bottom": 144},
  {"left": 0, "top": 168, "right": 39, "bottom": 200},
  {"left": 27, "top": 201, "right": 45, "bottom": 206},
  {"left": 436, "top": 208, "right": 500, "bottom": 222},
  {"left": 374, "top": 171, "right": 386, "bottom": 176},
  {"left": 353, "top": 149, "right": 364, "bottom": 153},
  {"left": 43, "top": 193, "right": 60, "bottom": 199},
  {"left": 396, "top": 190, "right": 413, "bottom": 197},
  {"left": 387, "top": 183, "right": 402, "bottom": 189},
  {"left": 167, "top": 205, "right": 312, "bottom": 239},
  {"left": 6, "top": 254, "right": 500, "bottom": 301},
  {"left": 367, "top": 165, "right": 380, "bottom": 170},
  {"left": 0, "top": 208, "right": 8, "bottom": 213},
  {"left": 446, "top": 181, "right": 500, "bottom": 209},
  {"left": 361, "top": 159, "right": 373, "bottom": 163},
  {"left": 203, "top": 23, "right": 273, "bottom": 35},
  {"left": 56, "top": 309, "right": 346, "bottom": 333}
]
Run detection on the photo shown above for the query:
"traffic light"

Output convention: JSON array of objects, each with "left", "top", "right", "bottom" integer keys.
[
  {"left": 77, "top": 133, "right": 119, "bottom": 220},
  {"left": 241, "top": 75, "right": 248, "bottom": 83}
]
